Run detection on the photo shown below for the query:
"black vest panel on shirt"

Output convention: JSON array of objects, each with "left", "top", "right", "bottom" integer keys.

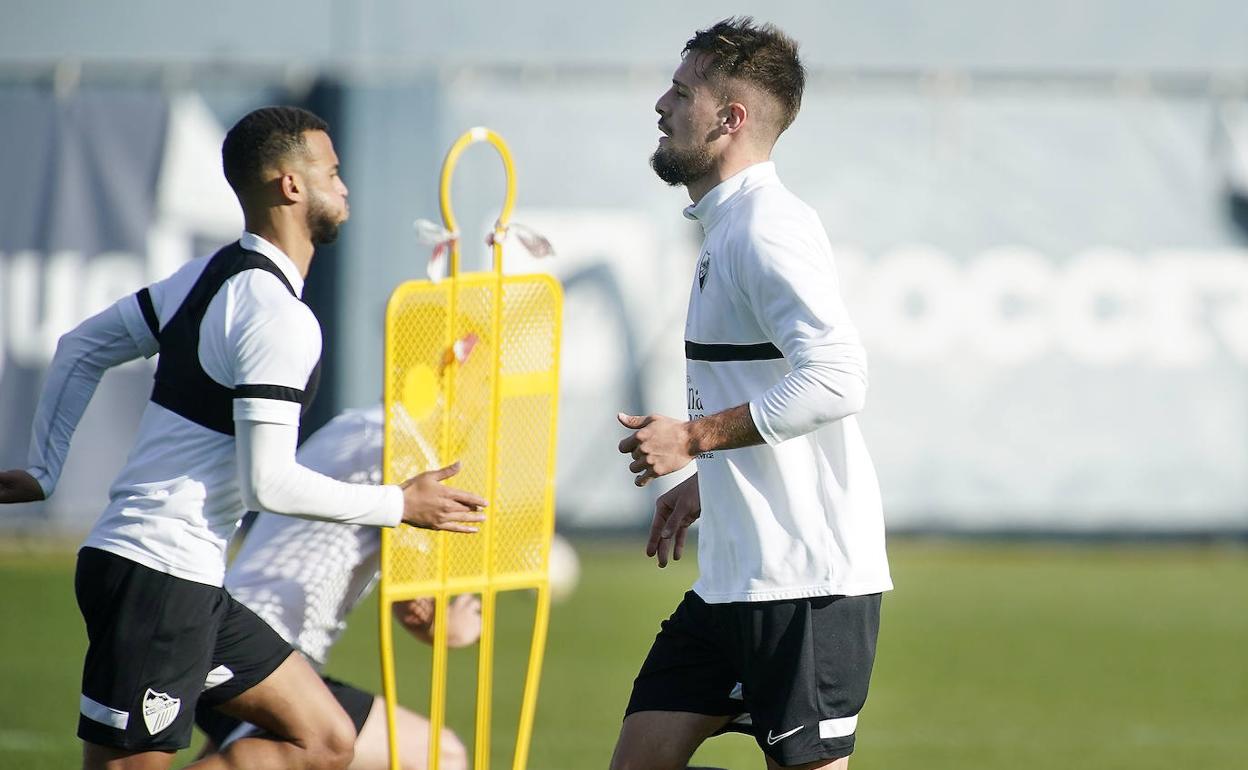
[{"left": 137, "top": 241, "right": 322, "bottom": 436}]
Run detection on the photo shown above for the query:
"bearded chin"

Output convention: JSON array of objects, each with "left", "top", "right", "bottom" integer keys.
[
  {"left": 310, "top": 217, "right": 340, "bottom": 246},
  {"left": 307, "top": 199, "right": 342, "bottom": 245},
  {"left": 650, "top": 144, "right": 714, "bottom": 187}
]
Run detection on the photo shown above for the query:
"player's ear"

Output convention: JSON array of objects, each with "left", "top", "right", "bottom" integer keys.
[
  {"left": 280, "top": 172, "right": 301, "bottom": 201},
  {"left": 721, "top": 102, "right": 747, "bottom": 135}
]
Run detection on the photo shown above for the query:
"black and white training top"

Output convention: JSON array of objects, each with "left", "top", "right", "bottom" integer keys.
[
  {"left": 25, "top": 232, "right": 401, "bottom": 586},
  {"left": 682, "top": 162, "right": 892, "bottom": 603}
]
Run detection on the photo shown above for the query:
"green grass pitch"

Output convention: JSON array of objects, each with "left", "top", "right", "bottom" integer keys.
[{"left": 1, "top": 539, "right": 1245, "bottom": 769}]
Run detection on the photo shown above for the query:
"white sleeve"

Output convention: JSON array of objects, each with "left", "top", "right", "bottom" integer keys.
[
  {"left": 733, "top": 223, "right": 868, "bottom": 445},
  {"left": 223, "top": 272, "right": 322, "bottom": 427},
  {"left": 235, "top": 418, "right": 403, "bottom": 527},
  {"left": 25, "top": 294, "right": 157, "bottom": 496}
]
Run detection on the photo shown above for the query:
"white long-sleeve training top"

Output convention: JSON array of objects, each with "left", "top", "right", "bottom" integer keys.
[
  {"left": 26, "top": 232, "right": 401, "bottom": 586},
  {"left": 682, "top": 161, "right": 893, "bottom": 603}
]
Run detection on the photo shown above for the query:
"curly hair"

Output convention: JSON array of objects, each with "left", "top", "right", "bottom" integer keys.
[
  {"left": 221, "top": 106, "right": 330, "bottom": 193},
  {"left": 683, "top": 17, "right": 805, "bottom": 132}
]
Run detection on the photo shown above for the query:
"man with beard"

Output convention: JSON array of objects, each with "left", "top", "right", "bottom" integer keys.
[
  {"left": 612, "top": 18, "right": 892, "bottom": 770},
  {"left": 0, "top": 106, "right": 486, "bottom": 770}
]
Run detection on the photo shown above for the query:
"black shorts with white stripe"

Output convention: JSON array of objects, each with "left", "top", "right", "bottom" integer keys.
[
  {"left": 625, "top": 590, "right": 881, "bottom": 766},
  {"left": 75, "top": 547, "right": 293, "bottom": 751}
]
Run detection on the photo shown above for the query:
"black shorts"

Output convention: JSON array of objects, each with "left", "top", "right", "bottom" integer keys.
[
  {"left": 74, "top": 547, "right": 294, "bottom": 752},
  {"left": 625, "top": 590, "right": 882, "bottom": 766},
  {"left": 194, "top": 675, "right": 375, "bottom": 748}
]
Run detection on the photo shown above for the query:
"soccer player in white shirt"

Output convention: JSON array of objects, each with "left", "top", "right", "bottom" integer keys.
[
  {"left": 194, "top": 404, "right": 478, "bottom": 770},
  {"left": 0, "top": 107, "right": 485, "bottom": 770},
  {"left": 611, "top": 19, "right": 892, "bottom": 770}
]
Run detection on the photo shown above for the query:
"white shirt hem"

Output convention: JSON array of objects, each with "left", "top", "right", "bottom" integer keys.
[
  {"left": 693, "top": 579, "right": 894, "bottom": 604},
  {"left": 79, "top": 540, "right": 225, "bottom": 587}
]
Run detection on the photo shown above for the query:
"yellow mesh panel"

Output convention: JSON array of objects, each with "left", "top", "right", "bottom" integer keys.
[{"left": 382, "top": 273, "right": 561, "bottom": 599}]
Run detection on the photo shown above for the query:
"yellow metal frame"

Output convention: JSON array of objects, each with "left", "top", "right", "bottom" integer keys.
[{"left": 379, "top": 127, "right": 559, "bottom": 770}]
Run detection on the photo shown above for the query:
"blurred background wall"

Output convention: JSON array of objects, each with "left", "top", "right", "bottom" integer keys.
[{"left": 3, "top": 0, "right": 1248, "bottom": 534}]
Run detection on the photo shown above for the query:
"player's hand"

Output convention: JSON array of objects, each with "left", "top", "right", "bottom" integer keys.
[
  {"left": 646, "top": 473, "right": 701, "bottom": 568},
  {"left": 443, "top": 594, "right": 483, "bottom": 648},
  {"left": 394, "top": 594, "right": 482, "bottom": 648},
  {"left": 617, "top": 413, "right": 695, "bottom": 487},
  {"left": 0, "top": 470, "right": 45, "bottom": 504},
  {"left": 399, "top": 462, "right": 486, "bottom": 532},
  {"left": 393, "top": 597, "right": 435, "bottom": 643}
]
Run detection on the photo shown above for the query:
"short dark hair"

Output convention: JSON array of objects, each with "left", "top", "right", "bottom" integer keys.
[
  {"left": 221, "top": 106, "right": 330, "bottom": 193},
  {"left": 683, "top": 17, "right": 805, "bottom": 133}
]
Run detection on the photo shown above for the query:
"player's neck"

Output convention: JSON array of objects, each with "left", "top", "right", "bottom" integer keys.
[
  {"left": 686, "top": 148, "right": 771, "bottom": 205},
  {"left": 244, "top": 214, "right": 315, "bottom": 278}
]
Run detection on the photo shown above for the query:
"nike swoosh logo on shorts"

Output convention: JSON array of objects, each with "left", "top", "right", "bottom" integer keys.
[{"left": 766, "top": 725, "right": 804, "bottom": 745}]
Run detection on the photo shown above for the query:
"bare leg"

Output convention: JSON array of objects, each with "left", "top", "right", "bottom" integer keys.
[
  {"left": 82, "top": 743, "right": 175, "bottom": 770},
  {"left": 349, "top": 696, "right": 468, "bottom": 770},
  {"left": 193, "top": 738, "right": 219, "bottom": 761},
  {"left": 182, "top": 653, "right": 356, "bottom": 770},
  {"left": 608, "top": 711, "right": 733, "bottom": 770}
]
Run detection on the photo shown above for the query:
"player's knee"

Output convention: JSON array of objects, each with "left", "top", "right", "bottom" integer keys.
[
  {"left": 437, "top": 728, "right": 468, "bottom": 770},
  {"left": 399, "top": 728, "right": 464, "bottom": 768},
  {"left": 307, "top": 709, "right": 356, "bottom": 770},
  {"left": 400, "top": 727, "right": 466, "bottom": 770}
]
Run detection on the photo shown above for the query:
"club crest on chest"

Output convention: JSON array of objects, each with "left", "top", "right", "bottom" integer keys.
[{"left": 697, "top": 252, "right": 711, "bottom": 292}]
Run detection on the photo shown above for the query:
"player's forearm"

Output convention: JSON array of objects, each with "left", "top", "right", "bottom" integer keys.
[
  {"left": 687, "top": 403, "right": 764, "bottom": 453},
  {"left": 236, "top": 420, "right": 403, "bottom": 527},
  {"left": 26, "top": 302, "right": 149, "bottom": 495},
  {"left": 749, "top": 347, "right": 867, "bottom": 445}
]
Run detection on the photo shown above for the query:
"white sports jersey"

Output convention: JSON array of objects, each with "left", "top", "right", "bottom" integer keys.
[
  {"left": 225, "top": 405, "right": 386, "bottom": 667},
  {"left": 683, "top": 162, "right": 892, "bottom": 603},
  {"left": 27, "top": 233, "right": 399, "bottom": 586}
]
